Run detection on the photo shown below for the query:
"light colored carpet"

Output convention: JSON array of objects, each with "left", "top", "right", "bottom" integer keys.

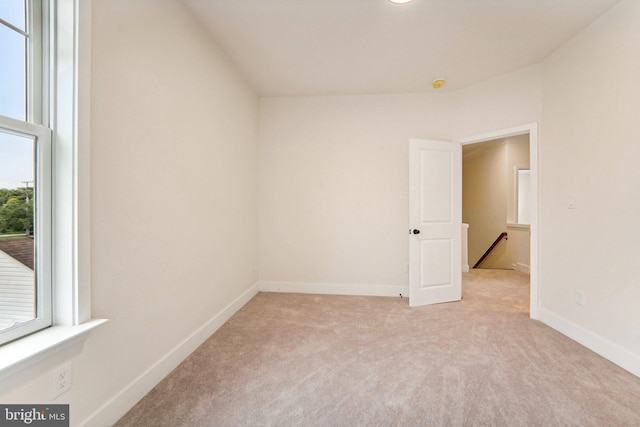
[{"left": 116, "top": 270, "right": 640, "bottom": 426}]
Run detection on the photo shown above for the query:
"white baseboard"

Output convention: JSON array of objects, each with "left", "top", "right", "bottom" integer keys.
[
  {"left": 259, "top": 281, "right": 409, "bottom": 298},
  {"left": 80, "top": 283, "right": 260, "bottom": 427},
  {"left": 462, "top": 265, "right": 469, "bottom": 273},
  {"left": 539, "top": 308, "right": 640, "bottom": 378},
  {"left": 512, "top": 262, "right": 530, "bottom": 274}
]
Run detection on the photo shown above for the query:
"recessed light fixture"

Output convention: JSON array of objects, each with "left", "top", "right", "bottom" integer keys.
[
  {"left": 388, "top": 0, "right": 415, "bottom": 4},
  {"left": 431, "top": 78, "right": 446, "bottom": 89}
]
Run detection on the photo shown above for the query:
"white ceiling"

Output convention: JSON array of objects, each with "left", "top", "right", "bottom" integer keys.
[{"left": 182, "top": 0, "right": 620, "bottom": 97}]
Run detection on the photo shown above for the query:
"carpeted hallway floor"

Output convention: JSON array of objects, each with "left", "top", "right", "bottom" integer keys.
[{"left": 116, "top": 270, "right": 640, "bottom": 426}]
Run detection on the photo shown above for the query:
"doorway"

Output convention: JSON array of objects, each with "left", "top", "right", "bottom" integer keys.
[
  {"left": 463, "top": 134, "right": 530, "bottom": 272},
  {"left": 456, "top": 124, "right": 538, "bottom": 319}
]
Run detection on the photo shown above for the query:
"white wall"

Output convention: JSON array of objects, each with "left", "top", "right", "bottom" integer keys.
[
  {"left": 259, "top": 67, "right": 541, "bottom": 292},
  {"left": 260, "top": 0, "right": 640, "bottom": 381},
  {"left": 0, "top": 1, "right": 259, "bottom": 425},
  {"left": 259, "top": 5, "right": 640, "bottom": 376},
  {"left": 4, "top": 0, "right": 640, "bottom": 424},
  {"left": 259, "top": 94, "right": 453, "bottom": 293},
  {"left": 451, "top": 65, "right": 542, "bottom": 140},
  {"left": 539, "top": 0, "right": 640, "bottom": 374}
]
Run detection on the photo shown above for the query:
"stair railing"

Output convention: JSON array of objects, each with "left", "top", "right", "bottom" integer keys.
[{"left": 473, "top": 232, "right": 508, "bottom": 269}]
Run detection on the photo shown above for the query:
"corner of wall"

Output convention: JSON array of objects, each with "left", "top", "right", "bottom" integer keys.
[{"left": 80, "top": 284, "right": 259, "bottom": 426}]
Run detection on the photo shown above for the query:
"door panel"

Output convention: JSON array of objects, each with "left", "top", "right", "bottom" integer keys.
[
  {"left": 421, "top": 239, "right": 452, "bottom": 287},
  {"left": 419, "top": 149, "right": 452, "bottom": 222},
  {"left": 409, "top": 139, "right": 461, "bottom": 307}
]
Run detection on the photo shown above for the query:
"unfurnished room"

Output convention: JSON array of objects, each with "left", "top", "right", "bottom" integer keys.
[{"left": 1, "top": 0, "right": 640, "bottom": 426}]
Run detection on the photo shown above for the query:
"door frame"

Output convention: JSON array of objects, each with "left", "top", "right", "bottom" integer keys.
[{"left": 455, "top": 123, "right": 539, "bottom": 320}]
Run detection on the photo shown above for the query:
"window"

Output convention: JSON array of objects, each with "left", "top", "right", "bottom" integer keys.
[
  {"left": 0, "top": 0, "right": 52, "bottom": 345},
  {"left": 0, "top": 0, "right": 101, "bottom": 377}
]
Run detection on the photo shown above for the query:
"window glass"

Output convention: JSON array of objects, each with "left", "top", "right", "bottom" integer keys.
[
  {"left": 0, "top": 0, "right": 26, "bottom": 32},
  {"left": 0, "top": 129, "right": 35, "bottom": 333},
  {"left": 0, "top": 24, "right": 27, "bottom": 121},
  {"left": 0, "top": 0, "right": 51, "bottom": 347}
]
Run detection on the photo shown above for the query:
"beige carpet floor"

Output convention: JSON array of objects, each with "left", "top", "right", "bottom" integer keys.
[{"left": 116, "top": 270, "right": 640, "bottom": 426}]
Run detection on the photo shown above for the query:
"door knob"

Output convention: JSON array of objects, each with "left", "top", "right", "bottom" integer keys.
[{"left": 412, "top": 229, "right": 420, "bottom": 234}]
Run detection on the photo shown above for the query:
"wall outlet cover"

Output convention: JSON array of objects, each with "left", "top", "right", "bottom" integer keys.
[{"left": 51, "top": 362, "right": 72, "bottom": 399}]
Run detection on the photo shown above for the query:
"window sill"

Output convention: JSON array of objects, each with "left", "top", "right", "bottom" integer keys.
[{"left": 0, "top": 319, "right": 107, "bottom": 379}]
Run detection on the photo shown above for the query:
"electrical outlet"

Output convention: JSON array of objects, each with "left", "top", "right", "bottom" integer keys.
[{"left": 51, "top": 362, "right": 72, "bottom": 399}]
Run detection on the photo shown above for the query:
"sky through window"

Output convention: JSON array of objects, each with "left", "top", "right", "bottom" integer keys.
[{"left": 1, "top": 1, "right": 33, "bottom": 190}]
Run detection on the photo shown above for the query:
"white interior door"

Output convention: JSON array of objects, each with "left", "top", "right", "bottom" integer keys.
[{"left": 409, "top": 139, "right": 462, "bottom": 307}]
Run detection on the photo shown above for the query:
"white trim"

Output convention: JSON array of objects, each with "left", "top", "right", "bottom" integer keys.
[
  {"left": 455, "top": 123, "right": 535, "bottom": 145},
  {"left": 539, "top": 308, "right": 640, "bottom": 378},
  {"left": 511, "top": 262, "right": 530, "bottom": 274},
  {"left": 0, "top": 18, "right": 29, "bottom": 36},
  {"left": 0, "top": 319, "right": 106, "bottom": 379},
  {"left": 53, "top": 0, "right": 83, "bottom": 326},
  {"left": 75, "top": 0, "right": 92, "bottom": 324},
  {"left": 455, "top": 123, "right": 539, "bottom": 320},
  {"left": 79, "top": 284, "right": 260, "bottom": 427},
  {"left": 29, "top": 0, "right": 45, "bottom": 125},
  {"left": 513, "top": 165, "right": 530, "bottom": 225},
  {"left": 259, "top": 281, "right": 409, "bottom": 298},
  {"left": 462, "top": 223, "right": 469, "bottom": 273},
  {"left": 506, "top": 223, "right": 530, "bottom": 230}
]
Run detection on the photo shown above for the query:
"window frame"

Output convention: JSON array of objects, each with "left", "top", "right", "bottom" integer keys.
[
  {"left": 0, "top": 0, "right": 105, "bottom": 378},
  {"left": 0, "top": 116, "right": 52, "bottom": 345},
  {"left": 0, "top": 0, "right": 44, "bottom": 123},
  {"left": 0, "top": 0, "right": 52, "bottom": 345},
  {"left": 29, "top": 0, "right": 46, "bottom": 126}
]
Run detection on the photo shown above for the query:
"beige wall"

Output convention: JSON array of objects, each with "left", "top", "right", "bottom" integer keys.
[
  {"left": 506, "top": 136, "right": 530, "bottom": 224},
  {"left": 462, "top": 135, "right": 530, "bottom": 270},
  {"left": 506, "top": 225, "right": 530, "bottom": 273},
  {"left": 259, "top": 67, "right": 540, "bottom": 289},
  {"left": 450, "top": 65, "right": 542, "bottom": 140},
  {"left": 259, "top": 94, "right": 453, "bottom": 289},
  {"left": 463, "top": 140, "right": 508, "bottom": 268},
  {"left": 539, "top": 0, "right": 640, "bottom": 365},
  {"left": 505, "top": 138, "right": 531, "bottom": 273},
  {"left": 3, "top": 0, "right": 640, "bottom": 424},
  {"left": 462, "top": 135, "right": 529, "bottom": 270},
  {"left": 0, "top": 0, "right": 259, "bottom": 424}
]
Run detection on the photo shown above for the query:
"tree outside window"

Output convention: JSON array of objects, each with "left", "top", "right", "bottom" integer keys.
[{"left": 0, "top": 187, "right": 34, "bottom": 235}]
